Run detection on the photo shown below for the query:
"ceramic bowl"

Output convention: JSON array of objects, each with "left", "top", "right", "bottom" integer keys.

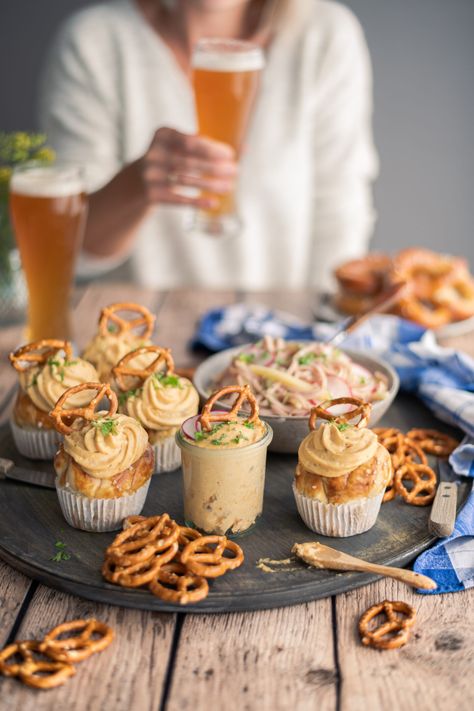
[{"left": 193, "top": 344, "right": 399, "bottom": 453}]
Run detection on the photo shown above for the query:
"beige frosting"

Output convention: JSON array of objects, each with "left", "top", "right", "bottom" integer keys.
[
  {"left": 19, "top": 353, "right": 99, "bottom": 412},
  {"left": 82, "top": 333, "right": 152, "bottom": 381},
  {"left": 190, "top": 417, "right": 266, "bottom": 449},
  {"left": 63, "top": 412, "right": 148, "bottom": 478},
  {"left": 298, "top": 422, "right": 378, "bottom": 477},
  {"left": 122, "top": 374, "right": 199, "bottom": 431}
]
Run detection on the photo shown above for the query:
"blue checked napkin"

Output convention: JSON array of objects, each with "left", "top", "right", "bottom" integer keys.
[{"left": 194, "top": 303, "right": 474, "bottom": 593}]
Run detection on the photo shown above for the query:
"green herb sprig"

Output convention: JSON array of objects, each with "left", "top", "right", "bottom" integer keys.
[
  {"left": 51, "top": 541, "right": 71, "bottom": 563},
  {"left": 92, "top": 417, "right": 118, "bottom": 436},
  {"left": 153, "top": 372, "right": 181, "bottom": 389}
]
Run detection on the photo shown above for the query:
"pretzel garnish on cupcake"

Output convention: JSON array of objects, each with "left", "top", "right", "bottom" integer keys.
[
  {"left": 98, "top": 302, "right": 155, "bottom": 339},
  {"left": 112, "top": 345, "right": 175, "bottom": 391},
  {"left": 359, "top": 600, "right": 416, "bottom": 650},
  {"left": 50, "top": 382, "right": 118, "bottom": 435},
  {"left": 200, "top": 384, "right": 259, "bottom": 431},
  {"left": 39, "top": 619, "right": 114, "bottom": 663},
  {"left": 149, "top": 563, "right": 209, "bottom": 605},
  {"left": 309, "top": 397, "right": 371, "bottom": 431},
  {"left": 9, "top": 339, "right": 73, "bottom": 372}
]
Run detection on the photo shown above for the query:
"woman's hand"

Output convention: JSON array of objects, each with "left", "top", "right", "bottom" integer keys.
[{"left": 138, "top": 127, "right": 238, "bottom": 209}]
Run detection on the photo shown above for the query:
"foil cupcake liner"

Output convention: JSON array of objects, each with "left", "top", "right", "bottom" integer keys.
[
  {"left": 56, "top": 479, "right": 151, "bottom": 532},
  {"left": 292, "top": 482, "right": 384, "bottom": 538},
  {"left": 152, "top": 437, "right": 181, "bottom": 474},
  {"left": 10, "top": 419, "right": 61, "bottom": 460}
]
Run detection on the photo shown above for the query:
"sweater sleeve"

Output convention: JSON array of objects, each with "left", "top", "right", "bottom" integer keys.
[
  {"left": 38, "top": 11, "right": 128, "bottom": 276},
  {"left": 308, "top": 4, "right": 378, "bottom": 291}
]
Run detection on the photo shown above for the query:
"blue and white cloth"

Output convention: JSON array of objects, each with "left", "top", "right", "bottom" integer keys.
[{"left": 194, "top": 303, "right": 474, "bottom": 593}]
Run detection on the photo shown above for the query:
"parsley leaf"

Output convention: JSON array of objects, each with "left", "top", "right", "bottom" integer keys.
[
  {"left": 51, "top": 540, "right": 71, "bottom": 562},
  {"left": 359, "top": 377, "right": 367, "bottom": 385},
  {"left": 210, "top": 435, "right": 225, "bottom": 446},
  {"left": 92, "top": 417, "right": 118, "bottom": 437},
  {"left": 243, "top": 421, "right": 255, "bottom": 429},
  {"left": 153, "top": 372, "right": 181, "bottom": 388},
  {"left": 237, "top": 353, "right": 255, "bottom": 364},
  {"left": 336, "top": 422, "right": 351, "bottom": 431},
  {"left": 118, "top": 388, "right": 141, "bottom": 407}
]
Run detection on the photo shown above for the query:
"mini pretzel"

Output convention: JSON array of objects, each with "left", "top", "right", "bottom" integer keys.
[
  {"left": 394, "top": 462, "right": 437, "bottom": 506},
  {"left": 40, "top": 619, "right": 114, "bottom": 663},
  {"left": 123, "top": 515, "right": 147, "bottom": 530},
  {"left": 149, "top": 563, "right": 209, "bottom": 605},
  {"left": 200, "top": 384, "right": 259, "bottom": 431},
  {"left": 359, "top": 600, "right": 416, "bottom": 650},
  {"left": 180, "top": 535, "right": 244, "bottom": 578},
  {"left": 0, "top": 640, "right": 75, "bottom": 688},
  {"left": 102, "top": 543, "right": 178, "bottom": 587},
  {"left": 50, "top": 382, "right": 118, "bottom": 435},
  {"left": 112, "top": 345, "right": 174, "bottom": 391},
  {"left": 9, "top": 340, "right": 72, "bottom": 372},
  {"left": 406, "top": 429, "right": 459, "bottom": 458},
  {"left": 382, "top": 473, "right": 396, "bottom": 503},
  {"left": 98, "top": 302, "right": 155, "bottom": 339},
  {"left": 106, "top": 514, "right": 179, "bottom": 567},
  {"left": 309, "top": 397, "right": 371, "bottom": 430}
]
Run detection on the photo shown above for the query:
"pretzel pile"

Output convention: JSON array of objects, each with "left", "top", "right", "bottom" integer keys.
[
  {"left": 102, "top": 513, "right": 244, "bottom": 605},
  {"left": 374, "top": 427, "right": 458, "bottom": 506},
  {"left": 0, "top": 618, "right": 113, "bottom": 689}
]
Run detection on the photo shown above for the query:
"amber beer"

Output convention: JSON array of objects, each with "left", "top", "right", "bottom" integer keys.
[
  {"left": 9, "top": 165, "right": 87, "bottom": 340},
  {"left": 192, "top": 39, "right": 265, "bottom": 235}
]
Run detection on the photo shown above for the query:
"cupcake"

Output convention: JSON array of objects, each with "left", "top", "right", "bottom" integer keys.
[
  {"left": 50, "top": 382, "right": 154, "bottom": 532},
  {"left": 112, "top": 345, "right": 199, "bottom": 473},
  {"left": 9, "top": 339, "right": 99, "bottom": 459},
  {"left": 293, "top": 397, "right": 392, "bottom": 537},
  {"left": 82, "top": 302, "right": 155, "bottom": 382},
  {"left": 176, "top": 385, "right": 273, "bottom": 536}
]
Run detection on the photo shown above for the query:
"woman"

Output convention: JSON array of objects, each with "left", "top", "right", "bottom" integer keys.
[{"left": 39, "top": 0, "right": 377, "bottom": 290}]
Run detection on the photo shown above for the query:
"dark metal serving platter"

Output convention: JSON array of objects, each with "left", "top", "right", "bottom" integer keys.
[{"left": 0, "top": 394, "right": 468, "bottom": 613}]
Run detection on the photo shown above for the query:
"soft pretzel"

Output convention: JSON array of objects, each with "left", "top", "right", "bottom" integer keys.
[
  {"left": 309, "top": 397, "right": 371, "bottom": 431},
  {"left": 9, "top": 339, "right": 72, "bottom": 372},
  {"left": 50, "top": 382, "right": 118, "bottom": 435},
  {"left": 200, "top": 384, "right": 259, "bottom": 432},
  {"left": 98, "top": 302, "right": 155, "bottom": 339},
  {"left": 112, "top": 345, "right": 174, "bottom": 391},
  {"left": 359, "top": 600, "right": 416, "bottom": 650},
  {"left": 40, "top": 619, "right": 114, "bottom": 663}
]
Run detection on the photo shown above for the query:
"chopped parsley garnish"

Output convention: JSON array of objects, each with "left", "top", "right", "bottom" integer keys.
[
  {"left": 92, "top": 417, "right": 118, "bottom": 437},
  {"left": 237, "top": 353, "right": 255, "bottom": 364},
  {"left": 107, "top": 323, "right": 118, "bottom": 333},
  {"left": 243, "top": 421, "right": 255, "bottom": 429},
  {"left": 118, "top": 388, "right": 141, "bottom": 407},
  {"left": 26, "top": 374, "right": 38, "bottom": 389},
  {"left": 47, "top": 357, "right": 78, "bottom": 382},
  {"left": 153, "top": 372, "right": 181, "bottom": 388},
  {"left": 210, "top": 435, "right": 225, "bottom": 446},
  {"left": 298, "top": 353, "right": 327, "bottom": 365},
  {"left": 194, "top": 431, "right": 206, "bottom": 441},
  {"left": 335, "top": 422, "right": 351, "bottom": 431},
  {"left": 232, "top": 433, "right": 249, "bottom": 444},
  {"left": 51, "top": 541, "right": 71, "bottom": 563},
  {"left": 359, "top": 377, "right": 367, "bottom": 385}
]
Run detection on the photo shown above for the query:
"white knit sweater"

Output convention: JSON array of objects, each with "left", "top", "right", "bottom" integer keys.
[{"left": 39, "top": 0, "right": 377, "bottom": 290}]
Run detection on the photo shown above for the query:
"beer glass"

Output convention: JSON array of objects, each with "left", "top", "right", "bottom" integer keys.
[
  {"left": 9, "top": 164, "right": 87, "bottom": 341},
  {"left": 191, "top": 38, "right": 265, "bottom": 237}
]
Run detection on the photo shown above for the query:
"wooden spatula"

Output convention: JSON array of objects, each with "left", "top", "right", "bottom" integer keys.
[{"left": 292, "top": 541, "right": 436, "bottom": 590}]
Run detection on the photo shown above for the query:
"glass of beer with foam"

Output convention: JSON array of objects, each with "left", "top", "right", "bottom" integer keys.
[
  {"left": 191, "top": 38, "right": 265, "bottom": 237},
  {"left": 9, "top": 164, "right": 87, "bottom": 341}
]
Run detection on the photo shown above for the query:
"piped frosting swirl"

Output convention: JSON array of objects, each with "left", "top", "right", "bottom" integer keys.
[{"left": 298, "top": 422, "right": 378, "bottom": 477}]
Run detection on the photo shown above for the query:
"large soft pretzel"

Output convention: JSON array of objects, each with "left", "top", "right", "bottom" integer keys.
[
  {"left": 50, "top": 382, "right": 118, "bottom": 435},
  {"left": 200, "top": 384, "right": 259, "bottom": 431},
  {"left": 9, "top": 339, "right": 72, "bottom": 372},
  {"left": 112, "top": 345, "right": 174, "bottom": 391},
  {"left": 309, "top": 397, "right": 371, "bottom": 431},
  {"left": 98, "top": 302, "right": 155, "bottom": 339},
  {"left": 359, "top": 600, "right": 416, "bottom": 650}
]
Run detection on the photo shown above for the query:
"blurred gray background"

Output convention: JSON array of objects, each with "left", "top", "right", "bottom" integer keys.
[{"left": 1, "top": 0, "right": 473, "bottom": 264}]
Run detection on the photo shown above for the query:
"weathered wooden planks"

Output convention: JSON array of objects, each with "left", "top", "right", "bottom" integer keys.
[{"left": 166, "top": 601, "right": 336, "bottom": 711}]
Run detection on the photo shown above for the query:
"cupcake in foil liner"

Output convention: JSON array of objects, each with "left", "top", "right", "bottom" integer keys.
[
  {"left": 10, "top": 419, "right": 61, "bottom": 460},
  {"left": 56, "top": 479, "right": 151, "bottom": 532},
  {"left": 152, "top": 436, "right": 181, "bottom": 474},
  {"left": 292, "top": 482, "right": 384, "bottom": 537}
]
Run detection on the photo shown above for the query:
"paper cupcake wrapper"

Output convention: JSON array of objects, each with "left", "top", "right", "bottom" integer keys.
[
  {"left": 56, "top": 479, "right": 151, "bottom": 532},
  {"left": 292, "top": 483, "right": 384, "bottom": 538},
  {"left": 152, "top": 437, "right": 181, "bottom": 474},
  {"left": 10, "top": 419, "right": 61, "bottom": 460}
]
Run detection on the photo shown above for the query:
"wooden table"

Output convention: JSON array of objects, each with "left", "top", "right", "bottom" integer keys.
[{"left": 0, "top": 285, "right": 472, "bottom": 711}]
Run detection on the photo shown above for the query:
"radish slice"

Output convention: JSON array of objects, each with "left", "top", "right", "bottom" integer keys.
[
  {"left": 181, "top": 415, "right": 201, "bottom": 440},
  {"left": 325, "top": 375, "right": 352, "bottom": 399}
]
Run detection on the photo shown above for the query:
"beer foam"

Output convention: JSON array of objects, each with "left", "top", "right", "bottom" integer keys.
[
  {"left": 10, "top": 167, "right": 83, "bottom": 198},
  {"left": 192, "top": 40, "right": 265, "bottom": 72}
]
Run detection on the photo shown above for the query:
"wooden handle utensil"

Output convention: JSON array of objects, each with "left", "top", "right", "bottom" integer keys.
[{"left": 292, "top": 541, "right": 437, "bottom": 590}]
